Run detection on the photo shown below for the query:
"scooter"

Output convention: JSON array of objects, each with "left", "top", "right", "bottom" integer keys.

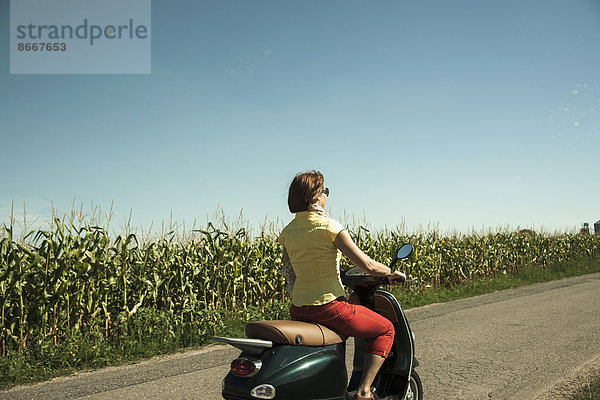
[{"left": 213, "top": 243, "right": 422, "bottom": 400}]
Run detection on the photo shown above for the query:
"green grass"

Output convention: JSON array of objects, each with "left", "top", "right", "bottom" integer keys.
[
  {"left": 572, "top": 375, "right": 600, "bottom": 400},
  {"left": 0, "top": 302, "right": 290, "bottom": 390},
  {"left": 392, "top": 253, "right": 600, "bottom": 309}
]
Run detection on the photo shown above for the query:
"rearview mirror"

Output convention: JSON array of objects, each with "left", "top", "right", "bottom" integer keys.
[{"left": 396, "top": 244, "right": 413, "bottom": 260}]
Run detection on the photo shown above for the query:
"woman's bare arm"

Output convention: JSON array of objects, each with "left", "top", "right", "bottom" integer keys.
[{"left": 333, "top": 230, "right": 392, "bottom": 276}]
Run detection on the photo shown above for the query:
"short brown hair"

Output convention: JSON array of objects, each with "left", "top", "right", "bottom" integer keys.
[{"left": 287, "top": 170, "right": 324, "bottom": 213}]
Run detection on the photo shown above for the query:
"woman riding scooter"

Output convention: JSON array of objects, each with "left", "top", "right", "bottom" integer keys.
[{"left": 278, "top": 170, "right": 406, "bottom": 400}]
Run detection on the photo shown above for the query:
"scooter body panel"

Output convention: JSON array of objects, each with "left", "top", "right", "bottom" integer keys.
[{"left": 222, "top": 342, "right": 347, "bottom": 400}]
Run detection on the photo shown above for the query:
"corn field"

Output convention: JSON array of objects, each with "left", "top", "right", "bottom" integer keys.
[{"left": 1, "top": 219, "right": 600, "bottom": 356}]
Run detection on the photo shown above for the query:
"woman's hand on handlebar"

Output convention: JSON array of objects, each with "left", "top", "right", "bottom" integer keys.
[{"left": 387, "top": 271, "right": 407, "bottom": 285}]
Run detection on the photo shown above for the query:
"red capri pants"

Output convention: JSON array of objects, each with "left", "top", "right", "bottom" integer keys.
[{"left": 290, "top": 298, "right": 394, "bottom": 358}]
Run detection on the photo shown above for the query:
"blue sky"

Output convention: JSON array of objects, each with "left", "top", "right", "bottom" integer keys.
[{"left": 1, "top": 0, "right": 600, "bottom": 235}]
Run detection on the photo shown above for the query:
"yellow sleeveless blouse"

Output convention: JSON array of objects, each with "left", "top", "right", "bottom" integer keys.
[{"left": 278, "top": 211, "right": 346, "bottom": 306}]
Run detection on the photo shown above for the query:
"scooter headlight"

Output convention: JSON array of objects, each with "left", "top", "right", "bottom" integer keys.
[{"left": 251, "top": 384, "right": 276, "bottom": 399}]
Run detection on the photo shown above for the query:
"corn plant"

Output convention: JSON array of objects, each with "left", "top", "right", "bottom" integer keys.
[{"left": 1, "top": 218, "right": 599, "bottom": 356}]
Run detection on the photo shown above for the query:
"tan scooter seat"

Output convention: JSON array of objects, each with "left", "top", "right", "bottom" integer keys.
[{"left": 246, "top": 320, "right": 346, "bottom": 346}]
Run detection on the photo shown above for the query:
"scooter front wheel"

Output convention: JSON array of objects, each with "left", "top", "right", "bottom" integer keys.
[
  {"left": 385, "top": 370, "right": 422, "bottom": 400},
  {"left": 404, "top": 370, "right": 423, "bottom": 400}
]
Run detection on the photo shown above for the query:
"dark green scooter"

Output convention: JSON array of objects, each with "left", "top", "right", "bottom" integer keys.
[{"left": 213, "top": 244, "right": 422, "bottom": 400}]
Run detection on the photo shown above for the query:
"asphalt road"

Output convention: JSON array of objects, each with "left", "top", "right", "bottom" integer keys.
[{"left": 3, "top": 272, "right": 600, "bottom": 400}]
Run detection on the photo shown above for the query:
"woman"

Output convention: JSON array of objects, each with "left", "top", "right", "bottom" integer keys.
[{"left": 278, "top": 170, "right": 406, "bottom": 400}]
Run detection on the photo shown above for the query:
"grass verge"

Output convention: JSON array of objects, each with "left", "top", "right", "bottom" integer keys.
[
  {"left": 2, "top": 254, "right": 600, "bottom": 391},
  {"left": 392, "top": 254, "right": 600, "bottom": 309},
  {"left": 572, "top": 375, "right": 600, "bottom": 400},
  {"left": 0, "top": 303, "right": 290, "bottom": 390}
]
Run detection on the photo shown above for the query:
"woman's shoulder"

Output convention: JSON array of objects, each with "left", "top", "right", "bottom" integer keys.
[
  {"left": 326, "top": 217, "right": 345, "bottom": 234},
  {"left": 310, "top": 214, "right": 345, "bottom": 235},
  {"left": 281, "top": 212, "right": 344, "bottom": 232},
  {"left": 278, "top": 220, "right": 293, "bottom": 243},
  {"left": 278, "top": 216, "right": 303, "bottom": 239}
]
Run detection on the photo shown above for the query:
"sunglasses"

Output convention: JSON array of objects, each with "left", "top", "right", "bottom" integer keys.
[{"left": 322, "top": 187, "right": 329, "bottom": 197}]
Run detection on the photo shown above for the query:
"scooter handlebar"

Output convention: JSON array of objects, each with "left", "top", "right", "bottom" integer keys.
[{"left": 386, "top": 276, "right": 419, "bottom": 285}]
